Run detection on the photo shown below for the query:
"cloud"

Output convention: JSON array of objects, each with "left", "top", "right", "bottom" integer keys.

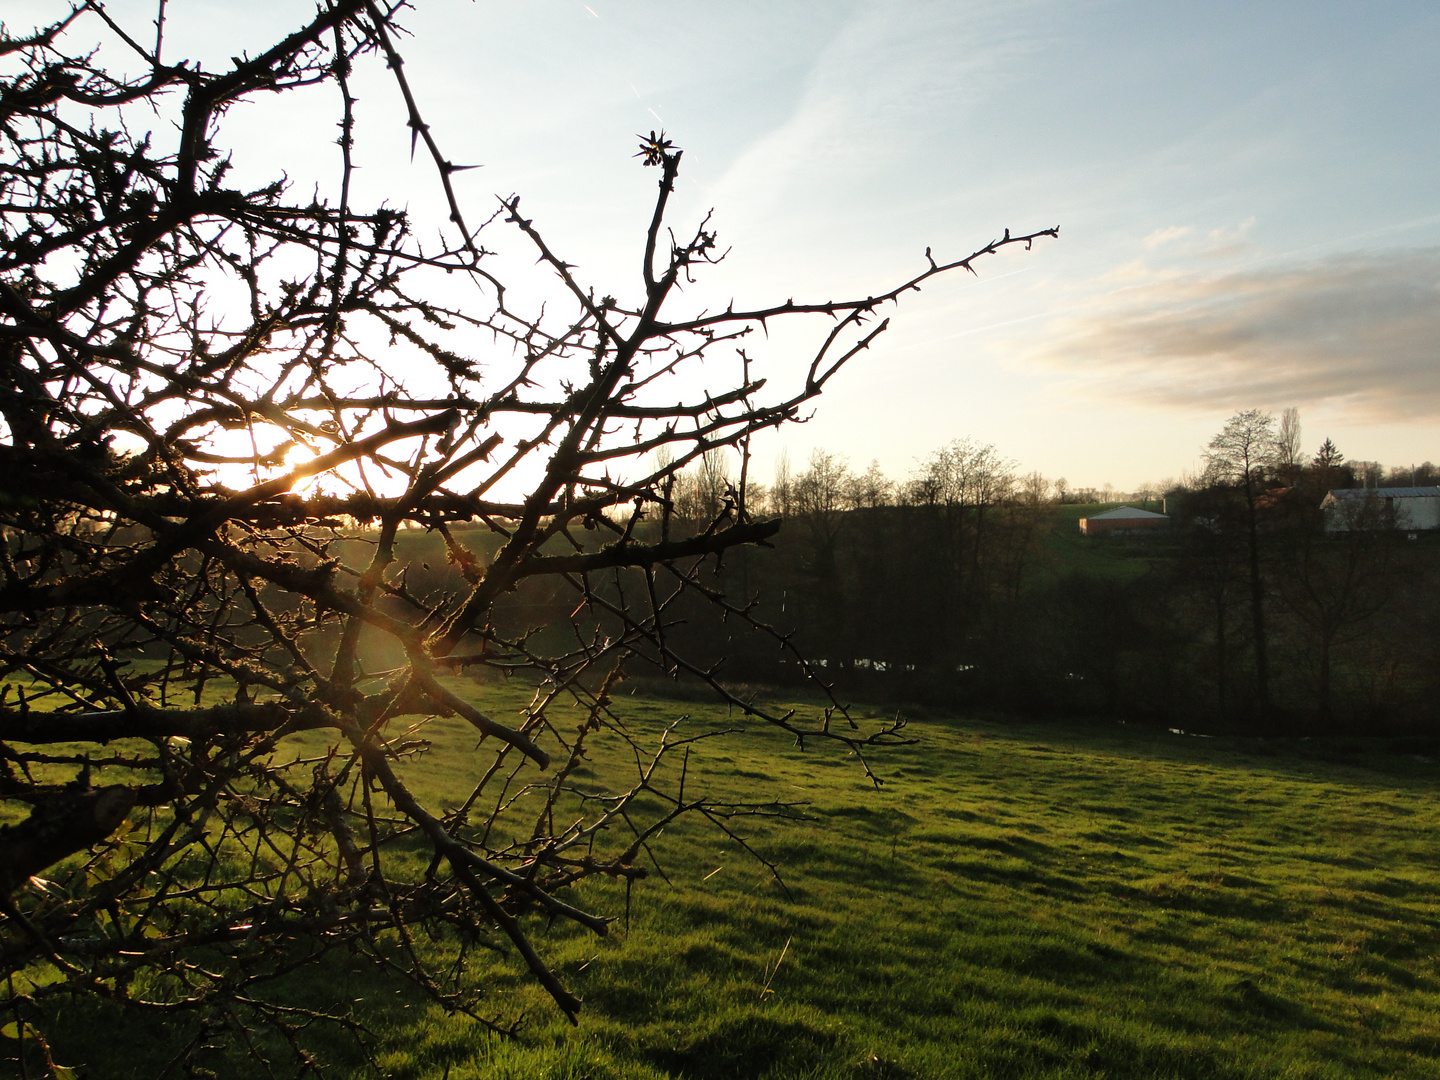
[
  {"left": 1141, "top": 218, "right": 1255, "bottom": 256},
  {"left": 1026, "top": 247, "right": 1440, "bottom": 417},
  {"left": 705, "top": 1, "right": 1051, "bottom": 229},
  {"left": 1200, "top": 216, "right": 1256, "bottom": 258},
  {"left": 1143, "top": 225, "right": 1191, "bottom": 248}
]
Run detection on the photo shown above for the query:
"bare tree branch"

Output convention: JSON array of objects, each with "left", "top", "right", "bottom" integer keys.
[{"left": 0, "top": 2, "right": 1053, "bottom": 1068}]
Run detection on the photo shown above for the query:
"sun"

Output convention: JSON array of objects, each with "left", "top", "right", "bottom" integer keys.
[
  {"left": 281, "top": 441, "right": 323, "bottom": 493},
  {"left": 282, "top": 442, "right": 317, "bottom": 470}
]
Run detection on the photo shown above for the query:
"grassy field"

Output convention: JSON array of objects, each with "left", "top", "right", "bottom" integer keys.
[
  {"left": 339, "top": 684, "right": 1440, "bottom": 1078},
  {"left": 1037, "top": 502, "right": 1172, "bottom": 583},
  {"left": 21, "top": 682, "right": 1440, "bottom": 1078}
]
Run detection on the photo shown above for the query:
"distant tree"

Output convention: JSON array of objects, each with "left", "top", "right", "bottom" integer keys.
[
  {"left": 789, "top": 450, "right": 856, "bottom": 660},
  {"left": 1172, "top": 482, "right": 1246, "bottom": 717},
  {"left": 1380, "top": 462, "right": 1438, "bottom": 488},
  {"left": 1348, "top": 459, "right": 1385, "bottom": 488},
  {"left": 793, "top": 450, "right": 855, "bottom": 544},
  {"left": 0, "top": 2, "right": 1055, "bottom": 1066},
  {"left": 1273, "top": 498, "right": 1397, "bottom": 724},
  {"left": 905, "top": 438, "right": 1017, "bottom": 668},
  {"left": 1277, "top": 407, "right": 1303, "bottom": 476},
  {"left": 994, "top": 472, "right": 1056, "bottom": 602},
  {"left": 673, "top": 447, "right": 733, "bottom": 526},
  {"left": 1313, "top": 438, "right": 1345, "bottom": 471},
  {"left": 1204, "top": 409, "right": 1281, "bottom": 717},
  {"left": 850, "top": 459, "right": 894, "bottom": 510},
  {"left": 1310, "top": 438, "right": 1353, "bottom": 493},
  {"left": 771, "top": 450, "right": 795, "bottom": 517}
]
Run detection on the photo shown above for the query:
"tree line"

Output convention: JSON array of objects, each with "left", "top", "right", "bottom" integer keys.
[{"left": 572, "top": 410, "right": 1437, "bottom": 736}]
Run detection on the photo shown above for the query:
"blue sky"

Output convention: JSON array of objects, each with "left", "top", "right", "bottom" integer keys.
[{"left": 18, "top": 0, "right": 1440, "bottom": 489}]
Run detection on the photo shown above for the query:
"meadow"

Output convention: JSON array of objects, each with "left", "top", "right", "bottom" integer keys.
[
  {"left": 320, "top": 683, "right": 1440, "bottom": 1079},
  {"left": 17, "top": 681, "right": 1440, "bottom": 1078}
]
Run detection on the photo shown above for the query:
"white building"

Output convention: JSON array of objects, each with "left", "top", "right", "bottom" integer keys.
[{"left": 1321, "top": 487, "right": 1440, "bottom": 532}]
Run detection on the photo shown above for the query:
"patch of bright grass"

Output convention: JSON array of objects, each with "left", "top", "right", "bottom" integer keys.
[
  {"left": 388, "top": 687, "right": 1440, "bottom": 1079},
  {"left": 24, "top": 680, "right": 1440, "bottom": 1077}
]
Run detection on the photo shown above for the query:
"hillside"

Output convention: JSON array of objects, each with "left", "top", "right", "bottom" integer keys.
[{"left": 29, "top": 682, "right": 1440, "bottom": 1078}]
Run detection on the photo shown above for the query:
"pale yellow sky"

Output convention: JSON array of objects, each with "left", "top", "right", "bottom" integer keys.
[{"left": 16, "top": 0, "right": 1440, "bottom": 491}]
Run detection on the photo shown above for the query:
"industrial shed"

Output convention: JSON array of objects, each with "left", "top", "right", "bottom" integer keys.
[
  {"left": 1079, "top": 506, "right": 1170, "bottom": 536},
  {"left": 1322, "top": 487, "right": 1440, "bottom": 532}
]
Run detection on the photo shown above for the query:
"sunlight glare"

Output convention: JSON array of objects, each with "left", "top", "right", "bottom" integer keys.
[{"left": 283, "top": 441, "right": 322, "bottom": 494}]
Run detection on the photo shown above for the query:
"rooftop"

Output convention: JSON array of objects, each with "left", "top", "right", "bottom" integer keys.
[
  {"left": 1086, "top": 506, "right": 1169, "bottom": 520},
  {"left": 1326, "top": 487, "right": 1440, "bottom": 500}
]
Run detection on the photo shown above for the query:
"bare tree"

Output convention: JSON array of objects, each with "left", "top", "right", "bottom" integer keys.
[
  {"left": 0, "top": 2, "right": 1054, "bottom": 1067},
  {"left": 671, "top": 448, "right": 733, "bottom": 528},
  {"left": 1277, "top": 406, "right": 1303, "bottom": 476},
  {"left": 1177, "top": 483, "right": 1247, "bottom": 717},
  {"left": 1204, "top": 409, "right": 1280, "bottom": 716},
  {"left": 793, "top": 450, "right": 855, "bottom": 540},
  {"left": 910, "top": 440, "right": 1016, "bottom": 594},
  {"left": 1274, "top": 498, "right": 1396, "bottom": 724},
  {"left": 850, "top": 460, "right": 894, "bottom": 511},
  {"left": 995, "top": 471, "right": 1056, "bottom": 602},
  {"left": 901, "top": 439, "right": 1017, "bottom": 673},
  {"left": 770, "top": 450, "right": 795, "bottom": 517}
]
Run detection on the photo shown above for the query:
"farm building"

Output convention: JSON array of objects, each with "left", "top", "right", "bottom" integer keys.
[
  {"left": 1322, "top": 487, "right": 1440, "bottom": 532},
  {"left": 1079, "top": 506, "right": 1170, "bottom": 536}
]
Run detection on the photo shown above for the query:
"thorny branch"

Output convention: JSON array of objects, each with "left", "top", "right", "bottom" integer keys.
[{"left": 0, "top": 2, "right": 1054, "bottom": 1071}]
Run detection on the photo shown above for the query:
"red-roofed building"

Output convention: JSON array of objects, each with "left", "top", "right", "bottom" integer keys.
[{"left": 1079, "top": 506, "right": 1170, "bottom": 536}]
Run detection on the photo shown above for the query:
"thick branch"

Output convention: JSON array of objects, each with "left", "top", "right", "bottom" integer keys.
[
  {"left": 514, "top": 519, "right": 781, "bottom": 580},
  {"left": 0, "top": 703, "right": 329, "bottom": 745},
  {"left": 0, "top": 786, "right": 135, "bottom": 894}
]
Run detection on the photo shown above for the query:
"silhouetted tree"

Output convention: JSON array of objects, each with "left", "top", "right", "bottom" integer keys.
[
  {"left": 1273, "top": 497, "right": 1397, "bottom": 725},
  {"left": 1205, "top": 410, "right": 1280, "bottom": 717},
  {"left": 1277, "top": 406, "right": 1303, "bottom": 477},
  {"left": 905, "top": 439, "right": 1016, "bottom": 667},
  {"left": 0, "top": 3, "right": 1055, "bottom": 1067}
]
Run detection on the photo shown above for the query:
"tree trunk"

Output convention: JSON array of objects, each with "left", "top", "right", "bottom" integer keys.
[
  {"left": 1244, "top": 477, "right": 1271, "bottom": 718},
  {"left": 1214, "top": 588, "right": 1229, "bottom": 716}
]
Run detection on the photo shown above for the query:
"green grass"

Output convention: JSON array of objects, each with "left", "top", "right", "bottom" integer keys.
[
  {"left": 1038, "top": 503, "right": 1168, "bottom": 582},
  {"left": 357, "top": 687, "right": 1440, "bottom": 1079},
  {"left": 21, "top": 683, "right": 1440, "bottom": 1078}
]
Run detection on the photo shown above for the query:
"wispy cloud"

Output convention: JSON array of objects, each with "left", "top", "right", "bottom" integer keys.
[
  {"left": 1026, "top": 247, "right": 1440, "bottom": 417},
  {"left": 704, "top": 1, "right": 1052, "bottom": 228},
  {"left": 1143, "top": 225, "right": 1191, "bottom": 249},
  {"left": 1140, "top": 218, "right": 1255, "bottom": 257},
  {"left": 1200, "top": 216, "right": 1257, "bottom": 258}
]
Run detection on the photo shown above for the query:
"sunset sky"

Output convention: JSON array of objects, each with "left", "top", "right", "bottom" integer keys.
[{"left": 20, "top": 0, "right": 1440, "bottom": 490}]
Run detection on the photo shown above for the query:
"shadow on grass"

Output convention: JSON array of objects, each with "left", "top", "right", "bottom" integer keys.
[
  {"left": 645, "top": 1008, "right": 851, "bottom": 1080},
  {"left": 1109, "top": 876, "right": 1291, "bottom": 921}
]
